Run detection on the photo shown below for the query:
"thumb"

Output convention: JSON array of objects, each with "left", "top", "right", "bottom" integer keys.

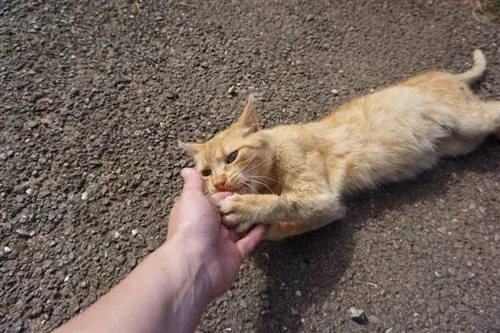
[
  {"left": 236, "top": 225, "right": 266, "bottom": 259},
  {"left": 180, "top": 168, "right": 204, "bottom": 192}
]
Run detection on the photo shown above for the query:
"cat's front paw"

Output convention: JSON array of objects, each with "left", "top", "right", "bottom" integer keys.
[{"left": 218, "top": 194, "right": 259, "bottom": 233}]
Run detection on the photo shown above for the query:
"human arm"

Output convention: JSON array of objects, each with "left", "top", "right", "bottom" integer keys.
[{"left": 52, "top": 168, "right": 265, "bottom": 333}]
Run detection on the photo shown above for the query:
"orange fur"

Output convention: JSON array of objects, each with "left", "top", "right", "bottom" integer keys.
[{"left": 180, "top": 50, "right": 500, "bottom": 240}]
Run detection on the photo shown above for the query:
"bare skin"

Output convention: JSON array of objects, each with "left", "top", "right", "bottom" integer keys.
[{"left": 52, "top": 168, "right": 265, "bottom": 333}]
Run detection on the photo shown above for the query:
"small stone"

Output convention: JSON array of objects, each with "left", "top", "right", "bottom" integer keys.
[
  {"left": 295, "top": 290, "right": 302, "bottom": 297},
  {"left": 15, "top": 229, "right": 33, "bottom": 238},
  {"left": 26, "top": 120, "right": 38, "bottom": 129},
  {"left": 349, "top": 307, "right": 369, "bottom": 325},
  {"left": 227, "top": 85, "right": 237, "bottom": 96},
  {"left": 25, "top": 188, "right": 33, "bottom": 195},
  {"left": 0, "top": 152, "right": 6, "bottom": 161},
  {"left": 166, "top": 92, "right": 179, "bottom": 99},
  {"left": 306, "top": 14, "right": 314, "bottom": 22},
  {"left": 131, "top": 229, "right": 139, "bottom": 237},
  {"left": 437, "top": 226, "right": 447, "bottom": 234},
  {"left": 113, "top": 231, "right": 121, "bottom": 239},
  {"left": 494, "top": 233, "right": 500, "bottom": 242},
  {"left": 64, "top": 275, "right": 70, "bottom": 283},
  {"left": 3, "top": 246, "right": 12, "bottom": 254},
  {"left": 338, "top": 69, "right": 344, "bottom": 74},
  {"left": 385, "top": 329, "right": 393, "bottom": 333},
  {"left": 200, "top": 61, "right": 209, "bottom": 69},
  {"left": 331, "top": 89, "right": 339, "bottom": 95},
  {"left": 81, "top": 192, "right": 88, "bottom": 200},
  {"left": 69, "top": 87, "right": 80, "bottom": 97}
]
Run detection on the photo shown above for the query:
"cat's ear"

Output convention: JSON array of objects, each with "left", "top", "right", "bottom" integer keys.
[
  {"left": 236, "top": 94, "right": 260, "bottom": 135},
  {"left": 178, "top": 140, "right": 201, "bottom": 156}
]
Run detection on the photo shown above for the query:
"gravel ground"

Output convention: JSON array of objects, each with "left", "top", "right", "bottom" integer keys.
[{"left": 1, "top": 1, "right": 499, "bottom": 332}]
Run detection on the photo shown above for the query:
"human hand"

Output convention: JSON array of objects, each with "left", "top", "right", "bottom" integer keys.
[{"left": 166, "top": 168, "right": 265, "bottom": 299}]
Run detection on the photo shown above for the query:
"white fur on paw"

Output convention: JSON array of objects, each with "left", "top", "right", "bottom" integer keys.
[{"left": 219, "top": 195, "right": 253, "bottom": 228}]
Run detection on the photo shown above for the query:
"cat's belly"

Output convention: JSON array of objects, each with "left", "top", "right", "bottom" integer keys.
[{"left": 347, "top": 149, "right": 440, "bottom": 190}]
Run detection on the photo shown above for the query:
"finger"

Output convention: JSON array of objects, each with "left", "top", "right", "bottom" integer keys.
[
  {"left": 236, "top": 225, "right": 266, "bottom": 259},
  {"left": 166, "top": 199, "right": 181, "bottom": 240},
  {"left": 228, "top": 229, "right": 240, "bottom": 242},
  {"left": 210, "top": 191, "right": 233, "bottom": 204},
  {"left": 180, "top": 168, "right": 204, "bottom": 192}
]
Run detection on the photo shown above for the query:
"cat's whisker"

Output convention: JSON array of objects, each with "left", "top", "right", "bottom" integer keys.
[
  {"left": 244, "top": 175, "right": 275, "bottom": 194},
  {"left": 240, "top": 179, "right": 259, "bottom": 194}
]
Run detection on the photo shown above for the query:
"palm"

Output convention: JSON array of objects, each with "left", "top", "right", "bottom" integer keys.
[{"left": 167, "top": 169, "right": 264, "bottom": 298}]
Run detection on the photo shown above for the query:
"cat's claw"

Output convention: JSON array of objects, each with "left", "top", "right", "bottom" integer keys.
[{"left": 218, "top": 195, "right": 259, "bottom": 233}]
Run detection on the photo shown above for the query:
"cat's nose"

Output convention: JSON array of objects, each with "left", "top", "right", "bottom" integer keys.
[
  {"left": 214, "top": 183, "right": 230, "bottom": 191},
  {"left": 213, "top": 175, "right": 229, "bottom": 191}
]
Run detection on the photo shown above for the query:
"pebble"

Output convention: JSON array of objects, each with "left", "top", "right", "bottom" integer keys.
[
  {"left": 3, "top": 246, "right": 12, "bottom": 254},
  {"left": 7, "top": 150, "right": 14, "bottom": 158},
  {"left": 166, "top": 92, "right": 179, "bottom": 99},
  {"left": 15, "top": 229, "right": 34, "bottom": 238},
  {"left": 331, "top": 89, "right": 339, "bottom": 95},
  {"left": 131, "top": 229, "right": 139, "bottom": 237},
  {"left": 0, "top": 152, "right": 6, "bottom": 161},
  {"left": 295, "top": 290, "right": 302, "bottom": 297},
  {"left": 349, "top": 307, "right": 369, "bottom": 325},
  {"left": 113, "top": 231, "right": 121, "bottom": 239},
  {"left": 227, "top": 85, "right": 237, "bottom": 96},
  {"left": 81, "top": 192, "right": 88, "bottom": 200},
  {"left": 25, "top": 188, "right": 33, "bottom": 195},
  {"left": 69, "top": 87, "right": 80, "bottom": 97},
  {"left": 26, "top": 120, "right": 38, "bottom": 129},
  {"left": 437, "top": 226, "right": 447, "bottom": 234}
]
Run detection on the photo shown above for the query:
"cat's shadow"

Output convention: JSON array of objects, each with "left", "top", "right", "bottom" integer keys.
[{"left": 252, "top": 137, "right": 499, "bottom": 333}]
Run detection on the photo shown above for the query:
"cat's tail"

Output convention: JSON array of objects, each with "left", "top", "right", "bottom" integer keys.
[{"left": 455, "top": 49, "right": 487, "bottom": 85}]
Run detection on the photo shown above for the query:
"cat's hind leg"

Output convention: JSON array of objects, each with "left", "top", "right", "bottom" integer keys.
[
  {"left": 447, "top": 101, "right": 500, "bottom": 146},
  {"left": 437, "top": 134, "right": 485, "bottom": 157},
  {"left": 487, "top": 101, "right": 500, "bottom": 140}
]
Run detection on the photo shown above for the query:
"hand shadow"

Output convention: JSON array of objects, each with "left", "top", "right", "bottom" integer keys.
[{"left": 252, "top": 137, "right": 499, "bottom": 333}]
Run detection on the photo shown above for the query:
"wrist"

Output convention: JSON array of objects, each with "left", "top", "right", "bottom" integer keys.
[{"left": 159, "top": 237, "right": 213, "bottom": 308}]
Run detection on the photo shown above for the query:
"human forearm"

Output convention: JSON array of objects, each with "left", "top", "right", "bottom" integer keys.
[{"left": 53, "top": 238, "right": 211, "bottom": 333}]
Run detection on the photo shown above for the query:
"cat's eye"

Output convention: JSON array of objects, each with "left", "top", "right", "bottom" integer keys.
[
  {"left": 226, "top": 150, "right": 239, "bottom": 164},
  {"left": 200, "top": 169, "right": 211, "bottom": 177}
]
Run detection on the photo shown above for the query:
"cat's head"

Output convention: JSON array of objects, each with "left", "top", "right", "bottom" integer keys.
[{"left": 179, "top": 96, "right": 275, "bottom": 194}]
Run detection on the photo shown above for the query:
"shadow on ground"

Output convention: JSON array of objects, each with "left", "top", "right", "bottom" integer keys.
[{"left": 252, "top": 137, "right": 500, "bottom": 333}]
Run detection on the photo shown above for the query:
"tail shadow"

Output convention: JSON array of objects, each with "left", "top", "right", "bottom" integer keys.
[{"left": 253, "top": 137, "right": 499, "bottom": 333}]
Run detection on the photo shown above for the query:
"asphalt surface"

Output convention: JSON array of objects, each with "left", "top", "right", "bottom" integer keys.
[{"left": 1, "top": 1, "right": 499, "bottom": 332}]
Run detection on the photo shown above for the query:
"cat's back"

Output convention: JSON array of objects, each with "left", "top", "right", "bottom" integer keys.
[{"left": 312, "top": 73, "right": 464, "bottom": 189}]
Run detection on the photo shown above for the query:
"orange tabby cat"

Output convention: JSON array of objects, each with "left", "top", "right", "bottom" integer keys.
[{"left": 180, "top": 50, "right": 499, "bottom": 240}]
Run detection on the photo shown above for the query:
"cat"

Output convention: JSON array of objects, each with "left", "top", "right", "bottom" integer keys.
[{"left": 180, "top": 49, "right": 500, "bottom": 240}]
